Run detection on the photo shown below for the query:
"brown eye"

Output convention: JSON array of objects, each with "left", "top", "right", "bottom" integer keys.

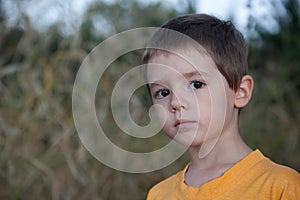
[
  {"left": 190, "top": 81, "right": 205, "bottom": 89},
  {"left": 156, "top": 89, "right": 170, "bottom": 99}
]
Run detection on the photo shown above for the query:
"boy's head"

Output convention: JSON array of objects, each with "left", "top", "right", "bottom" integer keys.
[
  {"left": 142, "top": 14, "right": 254, "bottom": 153},
  {"left": 143, "top": 14, "right": 248, "bottom": 91}
]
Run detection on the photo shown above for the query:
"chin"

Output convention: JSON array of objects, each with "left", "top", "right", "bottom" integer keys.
[
  {"left": 172, "top": 135, "right": 205, "bottom": 147},
  {"left": 164, "top": 128, "right": 205, "bottom": 146}
]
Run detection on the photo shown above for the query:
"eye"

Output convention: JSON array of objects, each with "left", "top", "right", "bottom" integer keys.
[
  {"left": 190, "top": 80, "right": 206, "bottom": 90},
  {"left": 155, "top": 89, "right": 170, "bottom": 99}
]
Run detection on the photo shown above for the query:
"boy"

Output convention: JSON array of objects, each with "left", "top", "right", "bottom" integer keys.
[{"left": 142, "top": 14, "right": 300, "bottom": 199}]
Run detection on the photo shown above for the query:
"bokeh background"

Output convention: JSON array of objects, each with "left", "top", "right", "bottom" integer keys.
[{"left": 1, "top": 0, "right": 299, "bottom": 199}]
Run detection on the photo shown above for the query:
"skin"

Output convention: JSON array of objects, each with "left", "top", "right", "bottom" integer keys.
[{"left": 146, "top": 48, "right": 254, "bottom": 188}]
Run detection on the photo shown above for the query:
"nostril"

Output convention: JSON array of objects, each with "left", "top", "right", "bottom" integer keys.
[
  {"left": 170, "top": 96, "right": 181, "bottom": 112},
  {"left": 169, "top": 91, "right": 189, "bottom": 112}
]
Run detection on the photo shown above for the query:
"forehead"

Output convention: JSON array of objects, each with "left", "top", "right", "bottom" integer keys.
[{"left": 146, "top": 49, "right": 219, "bottom": 80}]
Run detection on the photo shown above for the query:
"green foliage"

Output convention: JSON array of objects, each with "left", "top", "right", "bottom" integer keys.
[
  {"left": 242, "top": 0, "right": 300, "bottom": 169},
  {"left": 0, "top": 1, "right": 187, "bottom": 199}
]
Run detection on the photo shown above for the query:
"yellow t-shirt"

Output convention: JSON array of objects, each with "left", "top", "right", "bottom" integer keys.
[{"left": 147, "top": 150, "right": 300, "bottom": 200}]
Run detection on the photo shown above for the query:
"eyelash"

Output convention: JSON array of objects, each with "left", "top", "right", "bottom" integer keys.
[
  {"left": 190, "top": 80, "right": 206, "bottom": 90},
  {"left": 154, "top": 89, "right": 170, "bottom": 99},
  {"left": 154, "top": 80, "right": 206, "bottom": 99}
]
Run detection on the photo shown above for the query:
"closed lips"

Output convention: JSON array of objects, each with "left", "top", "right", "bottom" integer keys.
[{"left": 175, "top": 120, "right": 196, "bottom": 127}]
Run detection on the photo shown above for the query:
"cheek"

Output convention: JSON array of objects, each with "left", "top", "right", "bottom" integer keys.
[
  {"left": 152, "top": 102, "right": 176, "bottom": 137},
  {"left": 151, "top": 103, "right": 168, "bottom": 128},
  {"left": 195, "top": 94, "right": 212, "bottom": 122}
]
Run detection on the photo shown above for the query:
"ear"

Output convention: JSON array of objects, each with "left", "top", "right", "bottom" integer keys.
[{"left": 234, "top": 75, "right": 254, "bottom": 108}]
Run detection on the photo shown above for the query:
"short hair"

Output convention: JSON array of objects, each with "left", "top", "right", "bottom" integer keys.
[{"left": 142, "top": 14, "right": 248, "bottom": 91}]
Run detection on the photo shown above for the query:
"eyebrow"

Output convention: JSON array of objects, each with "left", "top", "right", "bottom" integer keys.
[
  {"left": 148, "top": 82, "right": 163, "bottom": 89},
  {"left": 148, "top": 70, "right": 204, "bottom": 89},
  {"left": 182, "top": 71, "right": 203, "bottom": 78}
]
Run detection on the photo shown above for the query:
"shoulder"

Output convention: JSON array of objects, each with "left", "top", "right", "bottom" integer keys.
[
  {"left": 246, "top": 150, "right": 300, "bottom": 181},
  {"left": 147, "top": 174, "right": 177, "bottom": 199},
  {"left": 269, "top": 161, "right": 300, "bottom": 185},
  {"left": 269, "top": 162, "right": 300, "bottom": 199},
  {"left": 254, "top": 153, "right": 300, "bottom": 198},
  {"left": 147, "top": 168, "right": 184, "bottom": 200},
  {"left": 261, "top": 156, "right": 300, "bottom": 183}
]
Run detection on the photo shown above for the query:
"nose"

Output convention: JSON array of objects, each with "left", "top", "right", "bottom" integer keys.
[{"left": 169, "top": 92, "right": 188, "bottom": 112}]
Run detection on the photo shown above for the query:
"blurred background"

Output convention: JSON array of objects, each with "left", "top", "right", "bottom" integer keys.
[{"left": 0, "top": 0, "right": 299, "bottom": 199}]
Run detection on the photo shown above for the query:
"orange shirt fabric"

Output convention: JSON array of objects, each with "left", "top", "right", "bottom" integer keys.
[{"left": 147, "top": 150, "right": 300, "bottom": 200}]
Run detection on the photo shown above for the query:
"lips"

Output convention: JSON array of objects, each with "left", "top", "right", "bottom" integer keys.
[{"left": 174, "top": 120, "right": 196, "bottom": 128}]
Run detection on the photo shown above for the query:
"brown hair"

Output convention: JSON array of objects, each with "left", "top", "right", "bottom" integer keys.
[{"left": 142, "top": 14, "right": 248, "bottom": 91}]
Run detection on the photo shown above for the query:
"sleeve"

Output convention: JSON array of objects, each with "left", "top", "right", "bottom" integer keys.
[
  {"left": 146, "top": 187, "right": 155, "bottom": 200},
  {"left": 278, "top": 168, "right": 300, "bottom": 200},
  {"left": 145, "top": 174, "right": 178, "bottom": 200}
]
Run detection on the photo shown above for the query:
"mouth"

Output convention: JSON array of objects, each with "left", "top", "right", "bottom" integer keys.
[{"left": 174, "top": 120, "right": 196, "bottom": 128}]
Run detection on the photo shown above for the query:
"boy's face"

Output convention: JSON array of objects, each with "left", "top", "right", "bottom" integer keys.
[{"left": 146, "top": 49, "right": 237, "bottom": 147}]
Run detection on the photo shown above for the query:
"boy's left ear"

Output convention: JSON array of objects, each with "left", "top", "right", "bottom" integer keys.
[{"left": 234, "top": 75, "right": 254, "bottom": 108}]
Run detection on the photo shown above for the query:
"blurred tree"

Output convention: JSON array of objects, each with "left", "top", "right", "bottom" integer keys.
[
  {"left": 242, "top": 0, "right": 300, "bottom": 169},
  {"left": 78, "top": 0, "right": 184, "bottom": 51},
  {"left": 0, "top": 1, "right": 193, "bottom": 199}
]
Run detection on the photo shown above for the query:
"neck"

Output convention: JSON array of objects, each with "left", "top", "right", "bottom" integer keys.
[{"left": 188, "top": 124, "right": 252, "bottom": 170}]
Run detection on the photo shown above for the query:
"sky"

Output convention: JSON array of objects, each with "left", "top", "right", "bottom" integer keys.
[
  {"left": 5, "top": 0, "right": 285, "bottom": 34},
  {"left": 198, "top": 0, "right": 249, "bottom": 32}
]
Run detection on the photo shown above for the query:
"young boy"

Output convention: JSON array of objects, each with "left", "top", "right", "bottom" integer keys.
[{"left": 142, "top": 14, "right": 300, "bottom": 199}]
